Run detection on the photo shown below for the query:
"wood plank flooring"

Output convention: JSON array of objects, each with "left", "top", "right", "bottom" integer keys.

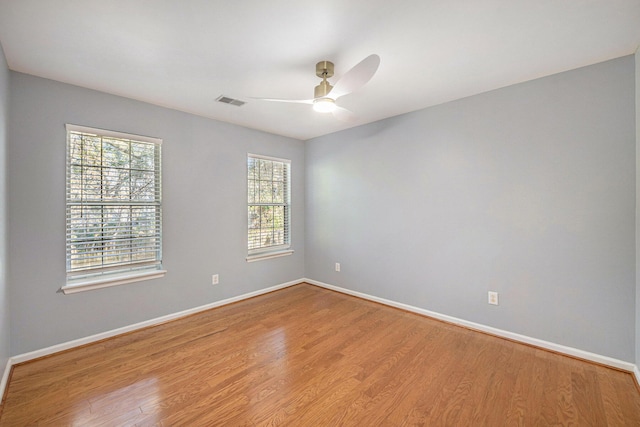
[{"left": 2, "top": 283, "right": 640, "bottom": 426}]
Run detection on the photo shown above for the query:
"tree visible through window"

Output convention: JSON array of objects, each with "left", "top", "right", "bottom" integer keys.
[
  {"left": 65, "top": 125, "right": 163, "bottom": 286},
  {"left": 247, "top": 154, "right": 290, "bottom": 255}
]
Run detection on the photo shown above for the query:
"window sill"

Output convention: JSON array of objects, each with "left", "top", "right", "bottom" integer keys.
[
  {"left": 61, "top": 269, "right": 167, "bottom": 294},
  {"left": 246, "top": 249, "right": 294, "bottom": 263}
]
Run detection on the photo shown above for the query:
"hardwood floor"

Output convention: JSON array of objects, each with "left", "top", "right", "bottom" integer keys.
[{"left": 2, "top": 283, "right": 640, "bottom": 426}]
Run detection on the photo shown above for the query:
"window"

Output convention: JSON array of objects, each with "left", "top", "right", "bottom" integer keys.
[
  {"left": 63, "top": 124, "right": 165, "bottom": 294},
  {"left": 247, "top": 154, "right": 292, "bottom": 261}
]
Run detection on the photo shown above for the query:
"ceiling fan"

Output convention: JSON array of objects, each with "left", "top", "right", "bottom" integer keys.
[{"left": 254, "top": 54, "right": 380, "bottom": 121}]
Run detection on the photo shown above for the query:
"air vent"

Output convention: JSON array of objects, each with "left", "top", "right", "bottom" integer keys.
[{"left": 216, "top": 95, "right": 246, "bottom": 107}]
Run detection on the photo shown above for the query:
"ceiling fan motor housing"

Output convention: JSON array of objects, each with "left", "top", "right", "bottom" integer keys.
[
  {"left": 314, "top": 60, "right": 334, "bottom": 98},
  {"left": 314, "top": 80, "right": 333, "bottom": 98}
]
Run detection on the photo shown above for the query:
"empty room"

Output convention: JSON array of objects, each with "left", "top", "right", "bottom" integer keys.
[{"left": 1, "top": 1, "right": 640, "bottom": 425}]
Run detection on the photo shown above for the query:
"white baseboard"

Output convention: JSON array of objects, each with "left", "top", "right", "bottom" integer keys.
[
  {"left": 304, "top": 278, "right": 638, "bottom": 374},
  {"left": 635, "top": 366, "right": 640, "bottom": 386},
  {"left": 0, "top": 358, "right": 11, "bottom": 403},
  {"left": 8, "top": 279, "right": 301, "bottom": 367}
]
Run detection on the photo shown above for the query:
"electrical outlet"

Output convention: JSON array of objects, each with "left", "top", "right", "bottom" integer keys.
[
  {"left": 212, "top": 274, "right": 219, "bottom": 285},
  {"left": 335, "top": 262, "right": 341, "bottom": 272},
  {"left": 488, "top": 291, "right": 498, "bottom": 305}
]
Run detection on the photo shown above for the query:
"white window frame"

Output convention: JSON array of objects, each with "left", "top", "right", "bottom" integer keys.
[
  {"left": 246, "top": 153, "right": 293, "bottom": 262},
  {"left": 61, "top": 124, "right": 166, "bottom": 294}
]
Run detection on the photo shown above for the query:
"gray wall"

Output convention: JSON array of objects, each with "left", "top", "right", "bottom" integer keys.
[
  {"left": 306, "top": 56, "right": 636, "bottom": 362},
  {"left": 0, "top": 45, "right": 9, "bottom": 372},
  {"left": 8, "top": 73, "right": 305, "bottom": 355}
]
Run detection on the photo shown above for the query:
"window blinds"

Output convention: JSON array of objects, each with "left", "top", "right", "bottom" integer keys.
[
  {"left": 247, "top": 154, "right": 291, "bottom": 254},
  {"left": 65, "top": 125, "right": 162, "bottom": 281}
]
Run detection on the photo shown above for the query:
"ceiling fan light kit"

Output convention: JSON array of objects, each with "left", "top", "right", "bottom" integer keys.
[{"left": 312, "top": 98, "right": 336, "bottom": 113}]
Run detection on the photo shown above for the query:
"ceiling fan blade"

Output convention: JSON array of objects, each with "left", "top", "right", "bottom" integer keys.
[
  {"left": 328, "top": 54, "right": 380, "bottom": 100},
  {"left": 251, "top": 97, "right": 314, "bottom": 105},
  {"left": 331, "top": 105, "right": 356, "bottom": 122}
]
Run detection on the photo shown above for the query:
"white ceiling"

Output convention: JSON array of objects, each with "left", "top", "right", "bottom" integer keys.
[{"left": 0, "top": 1, "right": 639, "bottom": 140}]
